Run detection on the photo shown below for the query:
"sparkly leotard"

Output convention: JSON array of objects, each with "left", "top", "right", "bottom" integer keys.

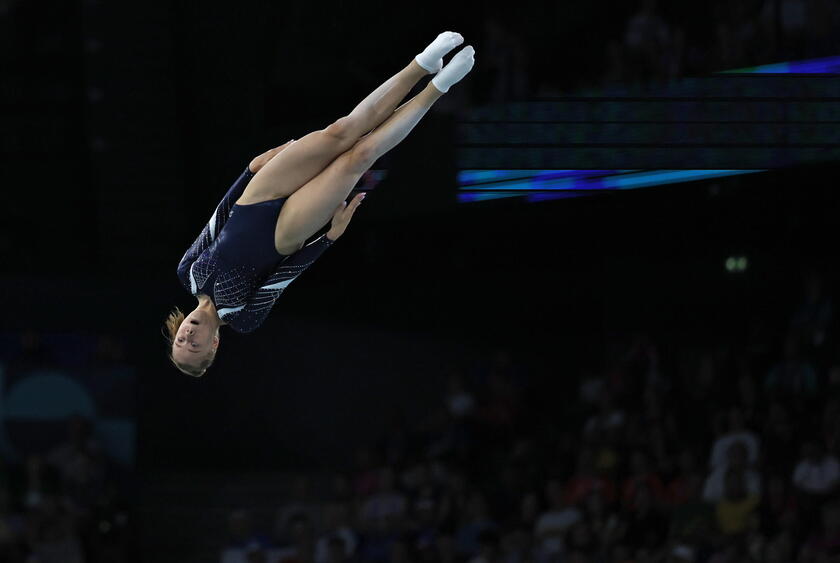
[{"left": 177, "top": 167, "right": 333, "bottom": 333}]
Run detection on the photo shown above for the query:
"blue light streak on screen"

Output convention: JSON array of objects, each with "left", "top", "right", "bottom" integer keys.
[
  {"left": 460, "top": 55, "right": 840, "bottom": 202},
  {"left": 459, "top": 169, "right": 764, "bottom": 196},
  {"left": 722, "top": 55, "right": 840, "bottom": 74}
]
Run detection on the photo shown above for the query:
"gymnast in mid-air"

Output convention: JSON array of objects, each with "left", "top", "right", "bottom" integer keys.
[{"left": 163, "top": 32, "right": 475, "bottom": 376}]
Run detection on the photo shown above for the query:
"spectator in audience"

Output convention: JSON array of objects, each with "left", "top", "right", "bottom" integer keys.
[
  {"left": 620, "top": 0, "right": 683, "bottom": 82},
  {"left": 703, "top": 442, "right": 761, "bottom": 502},
  {"left": 324, "top": 536, "right": 354, "bottom": 563},
  {"left": 764, "top": 334, "right": 818, "bottom": 398},
  {"left": 761, "top": 402, "right": 797, "bottom": 474},
  {"left": 275, "top": 512, "right": 316, "bottom": 563},
  {"left": 565, "top": 450, "right": 616, "bottom": 505},
  {"left": 353, "top": 448, "right": 380, "bottom": 499},
  {"left": 582, "top": 489, "right": 625, "bottom": 550},
  {"left": 583, "top": 393, "right": 625, "bottom": 442},
  {"left": 456, "top": 492, "right": 498, "bottom": 559},
  {"left": 823, "top": 396, "right": 840, "bottom": 454},
  {"left": 735, "top": 371, "right": 759, "bottom": 422},
  {"left": 712, "top": 0, "right": 771, "bottom": 70},
  {"left": 408, "top": 484, "right": 441, "bottom": 554},
  {"left": 0, "top": 483, "right": 23, "bottom": 561},
  {"left": 246, "top": 542, "right": 269, "bottom": 563},
  {"left": 26, "top": 498, "right": 85, "bottom": 563},
  {"left": 22, "top": 455, "right": 60, "bottom": 510},
  {"left": 359, "top": 467, "right": 407, "bottom": 532},
  {"left": 329, "top": 473, "right": 353, "bottom": 504},
  {"left": 799, "top": 501, "right": 840, "bottom": 561},
  {"left": 316, "top": 503, "right": 357, "bottom": 563},
  {"left": 763, "top": 529, "right": 795, "bottom": 563},
  {"left": 222, "top": 509, "right": 267, "bottom": 563},
  {"left": 435, "top": 531, "right": 459, "bottom": 563},
  {"left": 789, "top": 271, "right": 833, "bottom": 351},
  {"left": 669, "top": 469, "right": 713, "bottom": 543},
  {"left": 500, "top": 526, "right": 532, "bottom": 563},
  {"left": 578, "top": 370, "right": 606, "bottom": 407},
  {"left": 667, "top": 449, "right": 703, "bottom": 505},
  {"left": 445, "top": 371, "right": 476, "bottom": 420},
  {"left": 516, "top": 491, "right": 540, "bottom": 532},
  {"left": 714, "top": 467, "right": 760, "bottom": 536},
  {"left": 621, "top": 450, "right": 668, "bottom": 510},
  {"left": 622, "top": 483, "right": 668, "bottom": 552},
  {"left": 792, "top": 440, "right": 840, "bottom": 535},
  {"left": 477, "top": 373, "right": 519, "bottom": 433},
  {"left": 534, "top": 479, "right": 581, "bottom": 559},
  {"left": 476, "top": 17, "right": 529, "bottom": 104},
  {"left": 565, "top": 519, "right": 597, "bottom": 559},
  {"left": 759, "top": 473, "right": 798, "bottom": 538},
  {"left": 675, "top": 352, "right": 722, "bottom": 447},
  {"left": 46, "top": 416, "right": 102, "bottom": 480},
  {"left": 277, "top": 476, "right": 323, "bottom": 534},
  {"left": 469, "top": 528, "right": 502, "bottom": 563},
  {"left": 792, "top": 441, "right": 840, "bottom": 496},
  {"left": 667, "top": 544, "right": 696, "bottom": 563},
  {"left": 708, "top": 407, "right": 760, "bottom": 471}
]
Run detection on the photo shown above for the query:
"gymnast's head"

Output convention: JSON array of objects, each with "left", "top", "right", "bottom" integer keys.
[{"left": 162, "top": 305, "right": 220, "bottom": 377}]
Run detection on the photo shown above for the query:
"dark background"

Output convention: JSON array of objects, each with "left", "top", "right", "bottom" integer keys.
[{"left": 2, "top": 0, "right": 840, "bottom": 561}]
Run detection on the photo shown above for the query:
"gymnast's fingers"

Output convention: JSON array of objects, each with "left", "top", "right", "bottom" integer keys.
[
  {"left": 332, "top": 201, "right": 347, "bottom": 219},
  {"left": 345, "top": 193, "right": 365, "bottom": 219},
  {"left": 276, "top": 139, "right": 295, "bottom": 152}
]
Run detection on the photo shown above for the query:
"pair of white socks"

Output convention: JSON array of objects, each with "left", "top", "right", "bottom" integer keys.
[{"left": 414, "top": 31, "right": 475, "bottom": 93}]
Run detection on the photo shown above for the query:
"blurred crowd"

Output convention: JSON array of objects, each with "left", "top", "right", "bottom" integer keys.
[
  {"left": 220, "top": 269, "right": 837, "bottom": 563},
  {"left": 0, "top": 416, "right": 132, "bottom": 562},
  {"left": 0, "top": 331, "right": 133, "bottom": 563}
]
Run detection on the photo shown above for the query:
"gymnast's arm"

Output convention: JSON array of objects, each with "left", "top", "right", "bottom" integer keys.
[
  {"left": 326, "top": 192, "right": 366, "bottom": 241},
  {"left": 221, "top": 233, "right": 336, "bottom": 333},
  {"left": 222, "top": 193, "right": 365, "bottom": 332}
]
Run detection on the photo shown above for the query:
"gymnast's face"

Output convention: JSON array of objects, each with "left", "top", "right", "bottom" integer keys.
[{"left": 171, "top": 307, "right": 219, "bottom": 368}]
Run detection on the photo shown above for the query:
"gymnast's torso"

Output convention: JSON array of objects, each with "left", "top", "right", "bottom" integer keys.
[{"left": 176, "top": 168, "right": 333, "bottom": 333}]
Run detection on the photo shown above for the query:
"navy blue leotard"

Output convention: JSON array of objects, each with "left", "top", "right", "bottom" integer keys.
[{"left": 177, "top": 167, "right": 333, "bottom": 333}]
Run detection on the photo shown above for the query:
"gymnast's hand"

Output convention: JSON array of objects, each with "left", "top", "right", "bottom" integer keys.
[
  {"left": 326, "top": 193, "right": 366, "bottom": 241},
  {"left": 248, "top": 140, "right": 295, "bottom": 173}
]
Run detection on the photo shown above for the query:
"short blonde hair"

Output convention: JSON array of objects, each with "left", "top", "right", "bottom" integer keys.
[{"left": 162, "top": 306, "right": 217, "bottom": 377}]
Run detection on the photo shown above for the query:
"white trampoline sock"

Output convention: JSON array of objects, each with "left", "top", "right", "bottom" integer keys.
[
  {"left": 415, "top": 31, "right": 464, "bottom": 73},
  {"left": 431, "top": 45, "right": 475, "bottom": 93}
]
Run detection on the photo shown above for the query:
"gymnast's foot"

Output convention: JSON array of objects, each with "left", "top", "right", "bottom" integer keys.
[
  {"left": 431, "top": 45, "right": 475, "bottom": 93},
  {"left": 415, "top": 31, "right": 464, "bottom": 74}
]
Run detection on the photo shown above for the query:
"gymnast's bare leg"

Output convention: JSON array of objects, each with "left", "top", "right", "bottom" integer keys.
[
  {"left": 274, "top": 46, "right": 476, "bottom": 254},
  {"left": 237, "top": 31, "right": 465, "bottom": 205}
]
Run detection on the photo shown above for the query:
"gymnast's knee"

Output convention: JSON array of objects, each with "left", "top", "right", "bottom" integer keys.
[
  {"left": 324, "top": 117, "right": 359, "bottom": 144},
  {"left": 346, "top": 141, "right": 378, "bottom": 173}
]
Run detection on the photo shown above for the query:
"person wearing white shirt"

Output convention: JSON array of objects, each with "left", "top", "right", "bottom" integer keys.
[{"left": 793, "top": 442, "right": 840, "bottom": 495}]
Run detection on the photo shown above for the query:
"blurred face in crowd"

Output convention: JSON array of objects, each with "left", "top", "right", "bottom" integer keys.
[
  {"left": 728, "top": 407, "right": 745, "bottom": 431},
  {"left": 767, "top": 475, "right": 786, "bottom": 501},
  {"left": 545, "top": 480, "right": 565, "bottom": 508},
  {"left": 327, "top": 538, "right": 346, "bottom": 563},
  {"left": 520, "top": 492, "right": 539, "bottom": 521},
  {"left": 803, "top": 442, "right": 824, "bottom": 462},
  {"left": 726, "top": 442, "right": 748, "bottom": 469},
  {"left": 724, "top": 470, "right": 746, "bottom": 500},
  {"left": 630, "top": 451, "right": 649, "bottom": 475},
  {"left": 823, "top": 504, "right": 840, "bottom": 534},
  {"left": 228, "top": 510, "right": 252, "bottom": 542},
  {"left": 584, "top": 491, "right": 605, "bottom": 517}
]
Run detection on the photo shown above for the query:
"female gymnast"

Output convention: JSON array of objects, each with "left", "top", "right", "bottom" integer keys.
[{"left": 163, "top": 32, "right": 475, "bottom": 377}]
